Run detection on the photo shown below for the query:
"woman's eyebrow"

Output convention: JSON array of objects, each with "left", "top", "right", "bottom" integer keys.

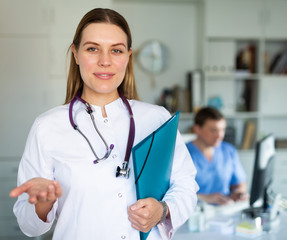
[
  {"left": 111, "top": 43, "right": 127, "bottom": 48},
  {"left": 83, "top": 41, "right": 99, "bottom": 46},
  {"left": 83, "top": 41, "right": 127, "bottom": 48}
]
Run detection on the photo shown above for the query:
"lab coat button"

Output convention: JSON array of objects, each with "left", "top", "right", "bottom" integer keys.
[
  {"left": 112, "top": 154, "right": 117, "bottom": 159},
  {"left": 118, "top": 193, "right": 123, "bottom": 198},
  {"left": 121, "top": 235, "right": 126, "bottom": 239},
  {"left": 104, "top": 119, "right": 108, "bottom": 123}
]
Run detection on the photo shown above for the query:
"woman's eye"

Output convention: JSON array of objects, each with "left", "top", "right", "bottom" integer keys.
[
  {"left": 87, "top": 47, "right": 97, "bottom": 52},
  {"left": 112, "top": 49, "right": 123, "bottom": 54}
]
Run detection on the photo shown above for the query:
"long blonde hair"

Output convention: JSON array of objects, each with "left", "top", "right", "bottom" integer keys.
[{"left": 64, "top": 8, "right": 139, "bottom": 104}]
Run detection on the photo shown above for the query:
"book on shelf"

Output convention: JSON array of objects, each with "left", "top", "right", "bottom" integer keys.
[
  {"left": 264, "top": 52, "right": 270, "bottom": 74},
  {"left": 157, "top": 85, "right": 190, "bottom": 113},
  {"left": 186, "top": 70, "right": 203, "bottom": 113},
  {"left": 236, "top": 44, "right": 257, "bottom": 74},
  {"left": 223, "top": 126, "right": 236, "bottom": 146},
  {"left": 275, "top": 139, "right": 287, "bottom": 149},
  {"left": 241, "top": 121, "right": 256, "bottom": 150},
  {"left": 270, "top": 49, "right": 287, "bottom": 74},
  {"left": 233, "top": 119, "right": 246, "bottom": 149},
  {"left": 240, "top": 79, "right": 258, "bottom": 112},
  {"left": 173, "top": 85, "right": 190, "bottom": 113}
]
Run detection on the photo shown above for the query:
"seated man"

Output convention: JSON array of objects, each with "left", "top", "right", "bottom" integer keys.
[{"left": 186, "top": 107, "right": 248, "bottom": 205}]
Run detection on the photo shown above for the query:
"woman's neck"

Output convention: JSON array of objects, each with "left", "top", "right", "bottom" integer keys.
[
  {"left": 81, "top": 89, "right": 119, "bottom": 118},
  {"left": 82, "top": 92, "right": 119, "bottom": 106}
]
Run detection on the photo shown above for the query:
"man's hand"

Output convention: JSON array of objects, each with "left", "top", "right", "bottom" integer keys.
[
  {"left": 128, "top": 198, "right": 167, "bottom": 233},
  {"left": 230, "top": 183, "right": 248, "bottom": 202},
  {"left": 199, "top": 193, "right": 234, "bottom": 205}
]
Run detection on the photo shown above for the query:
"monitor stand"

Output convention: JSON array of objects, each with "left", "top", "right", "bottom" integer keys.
[
  {"left": 243, "top": 186, "right": 270, "bottom": 219},
  {"left": 241, "top": 206, "right": 264, "bottom": 218}
]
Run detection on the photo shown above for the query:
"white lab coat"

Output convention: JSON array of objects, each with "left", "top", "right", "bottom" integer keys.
[{"left": 13, "top": 98, "right": 198, "bottom": 240}]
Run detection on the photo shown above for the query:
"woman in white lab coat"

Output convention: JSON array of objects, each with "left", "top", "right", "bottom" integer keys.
[{"left": 10, "top": 8, "right": 198, "bottom": 240}]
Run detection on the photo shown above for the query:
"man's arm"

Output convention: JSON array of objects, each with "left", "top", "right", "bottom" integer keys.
[{"left": 230, "top": 182, "right": 249, "bottom": 201}]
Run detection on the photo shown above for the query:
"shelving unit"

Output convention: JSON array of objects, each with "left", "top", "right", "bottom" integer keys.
[{"left": 201, "top": 0, "right": 287, "bottom": 150}]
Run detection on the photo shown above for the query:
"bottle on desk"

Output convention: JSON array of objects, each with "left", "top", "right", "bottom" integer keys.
[{"left": 188, "top": 205, "right": 205, "bottom": 232}]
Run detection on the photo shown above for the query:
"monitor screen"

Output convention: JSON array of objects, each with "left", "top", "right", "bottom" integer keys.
[{"left": 249, "top": 134, "right": 275, "bottom": 210}]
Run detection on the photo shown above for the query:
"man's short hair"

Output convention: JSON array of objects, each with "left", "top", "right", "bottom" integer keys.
[{"left": 194, "top": 107, "right": 224, "bottom": 127}]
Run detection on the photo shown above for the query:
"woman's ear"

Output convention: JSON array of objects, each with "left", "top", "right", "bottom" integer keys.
[
  {"left": 128, "top": 48, "right": 132, "bottom": 57},
  {"left": 71, "top": 44, "right": 79, "bottom": 65}
]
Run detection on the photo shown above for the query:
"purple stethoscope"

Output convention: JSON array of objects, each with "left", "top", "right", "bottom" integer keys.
[{"left": 69, "top": 91, "right": 135, "bottom": 178}]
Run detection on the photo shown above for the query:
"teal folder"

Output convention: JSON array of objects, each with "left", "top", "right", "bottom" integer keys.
[{"left": 132, "top": 111, "right": 180, "bottom": 240}]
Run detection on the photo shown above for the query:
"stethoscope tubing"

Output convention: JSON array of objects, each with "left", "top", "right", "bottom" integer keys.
[
  {"left": 68, "top": 91, "right": 135, "bottom": 177},
  {"left": 120, "top": 94, "right": 135, "bottom": 164}
]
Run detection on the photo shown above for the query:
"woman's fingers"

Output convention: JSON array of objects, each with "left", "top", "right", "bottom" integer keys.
[
  {"left": 53, "top": 181, "right": 62, "bottom": 198},
  {"left": 10, "top": 178, "right": 62, "bottom": 203},
  {"left": 28, "top": 194, "right": 39, "bottom": 204},
  {"left": 9, "top": 181, "right": 32, "bottom": 198},
  {"left": 38, "top": 190, "right": 49, "bottom": 202},
  {"left": 47, "top": 184, "right": 56, "bottom": 201}
]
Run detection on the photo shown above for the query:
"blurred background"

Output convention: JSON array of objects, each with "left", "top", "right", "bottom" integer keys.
[{"left": 0, "top": 0, "right": 287, "bottom": 239}]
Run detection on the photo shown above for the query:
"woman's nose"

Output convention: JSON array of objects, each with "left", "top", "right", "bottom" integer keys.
[{"left": 98, "top": 51, "right": 111, "bottom": 67}]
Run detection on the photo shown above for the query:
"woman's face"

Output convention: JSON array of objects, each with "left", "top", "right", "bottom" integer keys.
[{"left": 72, "top": 23, "right": 132, "bottom": 104}]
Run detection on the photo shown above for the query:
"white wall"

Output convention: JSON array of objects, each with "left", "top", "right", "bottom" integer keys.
[{"left": 112, "top": 1, "right": 200, "bottom": 103}]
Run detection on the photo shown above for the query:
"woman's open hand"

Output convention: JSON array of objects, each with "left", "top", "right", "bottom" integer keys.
[{"left": 10, "top": 177, "right": 62, "bottom": 204}]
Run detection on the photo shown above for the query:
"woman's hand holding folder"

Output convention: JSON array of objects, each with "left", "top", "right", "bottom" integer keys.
[{"left": 128, "top": 197, "right": 169, "bottom": 233}]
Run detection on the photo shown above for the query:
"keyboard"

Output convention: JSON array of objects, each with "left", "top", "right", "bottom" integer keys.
[{"left": 203, "top": 200, "right": 250, "bottom": 220}]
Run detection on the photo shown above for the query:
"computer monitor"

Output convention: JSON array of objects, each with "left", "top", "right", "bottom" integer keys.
[{"left": 249, "top": 133, "right": 276, "bottom": 212}]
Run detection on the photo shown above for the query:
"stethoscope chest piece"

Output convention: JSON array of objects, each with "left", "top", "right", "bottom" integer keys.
[{"left": 116, "top": 162, "right": 130, "bottom": 178}]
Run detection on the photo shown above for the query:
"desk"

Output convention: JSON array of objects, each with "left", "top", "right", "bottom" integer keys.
[{"left": 173, "top": 207, "right": 287, "bottom": 240}]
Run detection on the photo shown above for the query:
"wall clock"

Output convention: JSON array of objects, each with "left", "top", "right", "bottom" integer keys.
[{"left": 137, "top": 40, "right": 169, "bottom": 76}]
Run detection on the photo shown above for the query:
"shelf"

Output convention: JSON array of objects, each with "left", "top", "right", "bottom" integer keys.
[
  {"left": 261, "top": 114, "right": 287, "bottom": 119},
  {"left": 225, "top": 112, "right": 259, "bottom": 119},
  {"left": 207, "top": 36, "right": 260, "bottom": 41},
  {"left": 262, "top": 74, "right": 287, "bottom": 78},
  {"left": 178, "top": 112, "right": 260, "bottom": 120},
  {"left": 204, "top": 72, "right": 234, "bottom": 78},
  {"left": 205, "top": 72, "right": 260, "bottom": 80},
  {"left": 234, "top": 72, "right": 260, "bottom": 80}
]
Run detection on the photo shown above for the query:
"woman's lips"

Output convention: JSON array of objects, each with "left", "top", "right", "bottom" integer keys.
[{"left": 94, "top": 73, "right": 114, "bottom": 80}]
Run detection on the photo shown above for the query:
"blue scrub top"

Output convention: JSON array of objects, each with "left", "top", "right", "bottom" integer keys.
[{"left": 186, "top": 141, "right": 246, "bottom": 196}]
